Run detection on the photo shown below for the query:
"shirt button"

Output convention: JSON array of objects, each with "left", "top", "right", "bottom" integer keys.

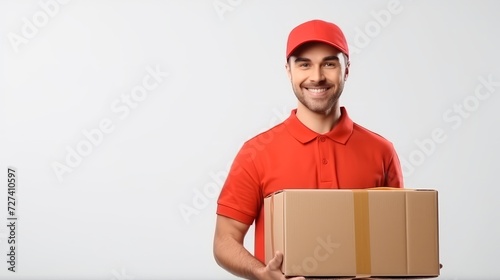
[
  {"left": 322, "top": 159, "right": 328, "bottom": 165},
  {"left": 319, "top": 136, "right": 326, "bottom": 142}
]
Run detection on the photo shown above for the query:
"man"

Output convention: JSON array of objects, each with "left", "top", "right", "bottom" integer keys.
[{"left": 213, "top": 19, "right": 404, "bottom": 280}]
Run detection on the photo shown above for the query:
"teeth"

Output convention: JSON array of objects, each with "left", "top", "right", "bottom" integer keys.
[{"left": 307, "top": 88, "right": 327, "bottom": 93}]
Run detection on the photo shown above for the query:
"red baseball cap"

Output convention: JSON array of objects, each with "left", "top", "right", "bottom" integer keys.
[{"left": 286, "top": 19, "right": 349, "bottom": 60}]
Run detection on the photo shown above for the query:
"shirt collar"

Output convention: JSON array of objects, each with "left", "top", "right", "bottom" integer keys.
[{"left": 284, "top": 106, "right": 354, "bottom": 144}]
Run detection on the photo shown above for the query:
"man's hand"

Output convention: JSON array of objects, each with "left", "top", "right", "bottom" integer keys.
[
  {"left": 256, "top": 251, "right": 305, "bottom": 280},
  {"left": 214, "top": 216, "right": 306, "bottom": 280}
]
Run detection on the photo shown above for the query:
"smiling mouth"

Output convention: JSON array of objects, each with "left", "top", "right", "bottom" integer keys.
[{"left": 304, "top": 87, "right": 331, "bottom": 95}]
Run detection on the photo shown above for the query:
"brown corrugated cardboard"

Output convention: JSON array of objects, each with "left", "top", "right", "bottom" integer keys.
[{"left": 264, "top": 188, "right": 439, "bottom": 278}]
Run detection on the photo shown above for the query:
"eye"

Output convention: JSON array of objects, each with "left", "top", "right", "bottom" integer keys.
[
  {"left": 298, "top": 62, "right": 310, "bottom": 68},
  {"left": 324, "top": 61, "right": 337, "bottom": 68}
]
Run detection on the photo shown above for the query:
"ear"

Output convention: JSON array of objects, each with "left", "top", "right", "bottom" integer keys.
[
  {"left": 285, "top": 62, "right": 292, "bottom": 80},
  {"left": 344, "top": 60, "right": 350, "bottom": 81}
]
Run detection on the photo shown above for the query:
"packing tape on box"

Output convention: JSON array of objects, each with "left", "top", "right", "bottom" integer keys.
[
  {"left": 353, "top": 190, "right": 371, "bottom": 276},
  {"left": 353, "top": 188, "right": 405, "bottom": 276},
  {"left": 353, "top": 188, "right": 408, "bottom": 276}
]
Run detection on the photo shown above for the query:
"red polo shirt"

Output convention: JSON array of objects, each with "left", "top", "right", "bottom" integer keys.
[{"left": 216, "top": 107, "right": 403, "bottom": 263}]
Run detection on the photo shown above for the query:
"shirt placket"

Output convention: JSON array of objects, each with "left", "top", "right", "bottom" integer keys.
[{"left": 317, "top": 136, "right": 338, "bottom": 188}]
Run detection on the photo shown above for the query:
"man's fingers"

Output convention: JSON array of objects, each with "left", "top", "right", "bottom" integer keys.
[
  {"left": 268, "top": 251, "right": 305, "bottom": 279},
  {"left": 268, "top": 251, "right": 283, "bottom": 270}
]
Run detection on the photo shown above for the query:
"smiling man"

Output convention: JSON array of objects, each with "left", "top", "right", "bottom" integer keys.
[{"left": 213, "top": 19, "right": 404, "bottom": 280}]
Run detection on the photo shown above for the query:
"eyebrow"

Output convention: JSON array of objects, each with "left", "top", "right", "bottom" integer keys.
[
  {"left": 294, "top": 55, "right": 340, "bottom": 63},
  {"left": 322, "top": 55, "right": 340, "bottom": 61}
]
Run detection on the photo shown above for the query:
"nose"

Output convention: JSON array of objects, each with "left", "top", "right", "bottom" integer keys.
[{"left": 309, "top": 66, "right": 325, "bottom": 83}]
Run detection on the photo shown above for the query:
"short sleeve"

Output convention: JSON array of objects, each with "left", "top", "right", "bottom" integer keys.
[
  {"left": 385, "top": 146, "right": 404, "bottom": 188},
  {"left": 216, "top": 141, "right": 263, "bottom": 225}
]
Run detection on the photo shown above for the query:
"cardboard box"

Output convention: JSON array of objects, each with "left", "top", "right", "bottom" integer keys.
[{"left": 264, "top": 188, "right": 440, "bottom": 278}]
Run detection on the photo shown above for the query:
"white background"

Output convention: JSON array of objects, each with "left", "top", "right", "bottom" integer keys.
[{"left": 1, "top": 0, "right": 499, "bottom": 279}]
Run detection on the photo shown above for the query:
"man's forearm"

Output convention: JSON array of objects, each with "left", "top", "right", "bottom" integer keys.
[{"left": 214, "top": 234, "right": 265, "bottom": 280}]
